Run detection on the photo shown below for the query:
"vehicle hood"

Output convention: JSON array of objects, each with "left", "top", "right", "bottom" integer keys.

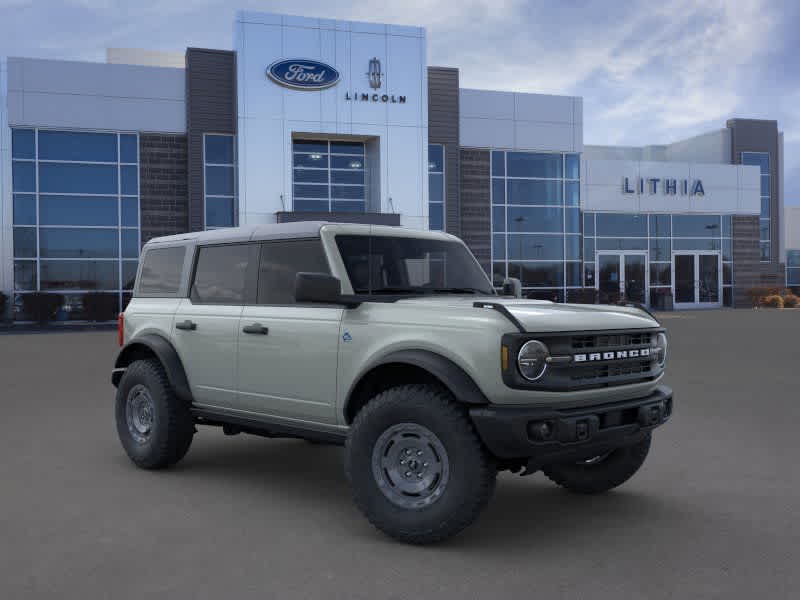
[{"left": 394, "top": 296, "right": 659, "bottom": 332}]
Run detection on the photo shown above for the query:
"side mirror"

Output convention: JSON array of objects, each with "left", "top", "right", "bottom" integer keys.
[
  {"left": 502, "top": 277, "right": 522, "bottom": 298},
  {"left": 295, "top": 272, "right": 347, "bottom": 305}
]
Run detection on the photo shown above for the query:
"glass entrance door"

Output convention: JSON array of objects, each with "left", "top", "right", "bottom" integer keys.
[
  {"left": 596, "top": 253, "right": 648, "bottom": 305},
  {"left": 672, "top": 252, "right": 721, "bottom": 308}
]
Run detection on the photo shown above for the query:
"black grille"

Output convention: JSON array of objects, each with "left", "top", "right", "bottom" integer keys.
[
  {"left": 571, "top": 332, "right": 652, "bottom": 350},
  {"left": 570, "top": 360, "right": 652, "bottom": 382},
  {"left": 502, "top": 327, "right": 664, "bottom": 391}
]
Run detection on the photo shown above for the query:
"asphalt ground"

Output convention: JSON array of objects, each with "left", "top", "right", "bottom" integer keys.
[{"left": 1, "top": 309, "right": 798, "bottom": 599}]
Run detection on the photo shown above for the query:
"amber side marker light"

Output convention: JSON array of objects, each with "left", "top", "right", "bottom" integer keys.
[{"left": 501, "top": 345, "right": 509, "bottom": 371}]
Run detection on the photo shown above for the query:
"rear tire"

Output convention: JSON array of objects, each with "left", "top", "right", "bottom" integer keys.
[
  {"left": 345, "top": 384, "right": 496, "bottom": 544},
  {"left": 542, "top": 435, "right": 651, "bottom": 494},
  {"left": 115, "top": 359, "right": 194, "bottom": 470}
]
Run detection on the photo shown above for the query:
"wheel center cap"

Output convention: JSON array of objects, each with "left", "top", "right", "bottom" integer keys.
[{"left": 407, "top": 458, "right": 419, "bottom": 470}]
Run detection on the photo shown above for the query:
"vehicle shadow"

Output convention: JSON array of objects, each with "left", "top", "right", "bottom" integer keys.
[{"left": 166, "top": 432, "right": 689, "bottom": 552}]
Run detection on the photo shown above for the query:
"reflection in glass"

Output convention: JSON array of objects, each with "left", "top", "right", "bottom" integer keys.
[
  {"left": 507, "top": 180, "right": 562, "bottom": 205},
  {"left": 40, "top": 195, "right": 118, "bottom": 226},
  {"left": 507, "top": 235, "right": 564, "bottom": 260},
  {"left": 508, "top": 261, "right": 564, "bottom": 287},
  {"left": 14, "top": 261, "right": 37, "bottom": 290},
  {"left": 39, "top": 163, "right": 118, "bottom": 194},
  {"left": 12, "top": 129, "right": 35, "bottom": 159},
  {"left": 595, "top": 213, "right": 647, "bottom": 237},
  {"left": 13, "top": 228, "right": 37, "bottom": 258},
  {"left": 507, "top": 206, "right": 563, "bottom": 233},
  {"left": 13, "top": 194, "right": 36, "bottom": 225},
  {"left": 38, "top": 130, "right": 117, "bottom": 162},
  {"left": 40, "top": 261, "right": 119, "bottom": 290},
  {"left": 40, "top": 228, "right": 118, "bottom": 259},
  {"left": 205, "top": 135, "right": 235, "bottom": 164},
  {"left": 507, "top": 152, "right": 563, "bottom": 179}
]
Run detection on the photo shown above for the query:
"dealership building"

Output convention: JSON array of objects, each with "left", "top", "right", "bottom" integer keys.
[{"left": 0, "top": 10, "right": 794, "bottom": 318}]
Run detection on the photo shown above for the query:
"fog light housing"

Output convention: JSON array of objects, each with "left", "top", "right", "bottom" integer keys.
[
  {"left": 528, "top": 420, "right": 555, "bottom": 441},
  {"left": 517, "top": 340, "right": 550, "bottom": 381}
]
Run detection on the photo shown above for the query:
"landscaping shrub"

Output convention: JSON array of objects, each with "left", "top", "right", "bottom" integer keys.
[
  {"left": 747, "top": 287, "right": 790, "bottom": 307},
  {"left": 82, "top": 292, "right": 119, "bottom": 322},
  {"left": 762, "top": 295, "right": 784, "bottom": 309},
  {"left": 782, "top": 294, "right": 799, "bottom": 308},
  {"left": 21, "top": 293, "right": 64, "bottom": 324}
]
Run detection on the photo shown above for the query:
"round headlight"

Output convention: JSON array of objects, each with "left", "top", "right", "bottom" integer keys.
[
  {"left": 517, "top": 340, "right": 550, "bottom": 381},
  {"left": 654, "top": 332, "right": 668, "bottom": 367}
]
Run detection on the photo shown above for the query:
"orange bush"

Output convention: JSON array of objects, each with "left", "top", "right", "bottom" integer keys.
[
  {"left": 782, "top": 294, "right": 799, "bottom": 308},
  {"left": 762, "top": 295, "right": 784, "bottom": 308}
]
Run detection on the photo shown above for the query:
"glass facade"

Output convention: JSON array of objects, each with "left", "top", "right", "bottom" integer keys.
[
  {"left": 583, "top": 212, "right": 733, "bottom": 307},
  {"left": 788, "top": 250, "right": 800, "bottom": 288},
  {"left": 742, "top": 152, "right": 770, "bottom": 261},
  {"left": 292, "top": 140, "right": 366, "bottom": 212},
  {"left": 428, "top": 144, "right": 444, "bottom": 230},
  {"left": 11, "top": 128, "right": 140, "bottom": 319},
  {"left": 491, "top": 150, "right": 580, "bottom": 301},
  {"left": 204, "top": 134, "right": 237, "bottom": 229}
]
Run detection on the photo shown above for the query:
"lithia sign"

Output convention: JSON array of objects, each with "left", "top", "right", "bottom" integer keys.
[
  {"left": 267, "top": 57, "right": 406, "bottom": 103},
  {"left": 623, "top": 176, "right": 705, "bottom": 196}
]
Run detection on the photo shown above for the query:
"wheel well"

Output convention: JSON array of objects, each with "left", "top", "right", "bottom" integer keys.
[
  {"left": 115, "top": 343, "right": 159, "bottom": 369},
  {"left": 344, "top": 363, "right": 451, "bottom": 424}
]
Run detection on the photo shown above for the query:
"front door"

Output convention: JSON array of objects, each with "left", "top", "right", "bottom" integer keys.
[
  {"left": 596, "top": 252, "right": 648, "bottom": 305},
  {"left": 235, "top": 239, "right": 343, "bottom": 425},
  {"left": 672, "top": 252, "right": 721, "bottom": 309}
]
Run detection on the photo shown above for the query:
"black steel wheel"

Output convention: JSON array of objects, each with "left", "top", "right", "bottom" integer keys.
[
  {"left": 346, "top": 384, "right": 496, "bottom": 544},
  {"left": 115, "top": 359, "right": 194, "bottom": 470}
]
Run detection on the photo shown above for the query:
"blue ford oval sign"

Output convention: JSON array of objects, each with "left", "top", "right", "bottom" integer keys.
[{"left": 267, "top": 59, "right": 340, "bottom": 90}]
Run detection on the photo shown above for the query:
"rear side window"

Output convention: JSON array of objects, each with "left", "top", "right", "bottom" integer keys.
[
  {"left": 191, "top": 244, "right": 254, "bottom": 304},
  {"left": 137, "top": 246, "right": 186, "bottom": 296},
  {"left": 257, "top": 239, "right": 330, "bottom": 304}
]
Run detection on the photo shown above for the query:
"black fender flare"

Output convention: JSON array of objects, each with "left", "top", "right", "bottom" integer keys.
[
  {"left": 112, "top": 334, "right": 193, "bottom": 404},
  {"left": 345, "top": 349, "right": 489, "bottom": 420}
]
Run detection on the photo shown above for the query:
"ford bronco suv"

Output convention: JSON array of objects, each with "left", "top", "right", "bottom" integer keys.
[{"left": 112, "top": 222, "right": 671, "bottom": 544}]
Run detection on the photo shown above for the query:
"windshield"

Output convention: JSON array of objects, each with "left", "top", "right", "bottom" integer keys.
[{"left": 335, "top": 235, "right": 495, "bottom": 296}]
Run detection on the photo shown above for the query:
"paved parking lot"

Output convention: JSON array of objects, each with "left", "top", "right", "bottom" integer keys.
[{"left": 1, "top": 309, "right": 799, "bottom": 599}]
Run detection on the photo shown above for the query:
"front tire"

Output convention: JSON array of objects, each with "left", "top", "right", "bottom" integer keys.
[
  {"left": 542, "top": 434, "right": 652, "bottom": 494},
  {"left": 115, "top": 359, "right": 194, "bottom": 470},
  {"left": 345, "top": 384, "right": 496, "bottom": 544}
]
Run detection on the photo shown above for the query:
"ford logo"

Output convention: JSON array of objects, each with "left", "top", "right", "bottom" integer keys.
[{"left": 266, "top": 59, "right": 340, "bottom": 90}]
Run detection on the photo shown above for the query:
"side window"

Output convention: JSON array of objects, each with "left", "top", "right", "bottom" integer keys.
[
  {"left": 257, "top": 239, "right": 330, "bottom": 304},
  {"left": 190, "top": 244, "right": 253, "bottom": 304},
  {"left": 137, "top": 246, "right": 186, "bottom": 296}
]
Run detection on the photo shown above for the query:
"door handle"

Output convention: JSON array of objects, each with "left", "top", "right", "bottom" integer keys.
[
  {"left": 242, "top": 323, "right": 269, "bottom": 335},
  {"left": 175, "top": 320, "right": 197, "bottom": 331}
]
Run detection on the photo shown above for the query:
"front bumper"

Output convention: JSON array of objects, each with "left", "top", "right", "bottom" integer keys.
[{"left": 469, "top": 385, "right": 673, "bottom": 467}]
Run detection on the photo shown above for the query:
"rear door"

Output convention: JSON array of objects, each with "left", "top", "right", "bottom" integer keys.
[
  {"left": 235, "top": 239, "right": 343, "bottom": 424},
  {"left": 171, "top": 242, "right": 258, "bottom": 409}
]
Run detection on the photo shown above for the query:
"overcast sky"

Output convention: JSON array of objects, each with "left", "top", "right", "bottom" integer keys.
[{"left": 2, "top": 0, "right": 798, "bottom": 204}]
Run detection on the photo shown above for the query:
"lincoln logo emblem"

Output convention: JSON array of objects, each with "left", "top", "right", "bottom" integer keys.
[{"left": 367, "top": 57, "right": 382, "bottom": 89}]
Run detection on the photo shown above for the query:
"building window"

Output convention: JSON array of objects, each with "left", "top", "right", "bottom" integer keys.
[
  {"left": 292, "top": 140, "right": 365, "bottom": 213},
  {"left": 583, "top": 212, "right": 734, "bottom": 306},
  {"left": 787, "top": 250, "right": 800, "bottom": 289},
  {"left": 741, "top": 152, "right": 770, "bottom": 261},
  {"left": 11, "top": 128, "right": 140, "bottom": 320},
  {"left": 428, "top": 144, "right": 445, "bottom": 230},
  {"left": 204, "top": 134, "right": 236, "bottom": 229},
  {"left": 491, "top": 151, "right": 580, "bottom": 301}
]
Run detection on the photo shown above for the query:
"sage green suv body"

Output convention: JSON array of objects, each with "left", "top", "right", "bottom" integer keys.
[{"left": 112, "top": 222, "right": 672, "bottom": 544}]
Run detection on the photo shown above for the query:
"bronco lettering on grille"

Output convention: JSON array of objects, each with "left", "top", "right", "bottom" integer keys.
[{"left": 573, "top": 348, "right": 650, "bottom": 362}]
